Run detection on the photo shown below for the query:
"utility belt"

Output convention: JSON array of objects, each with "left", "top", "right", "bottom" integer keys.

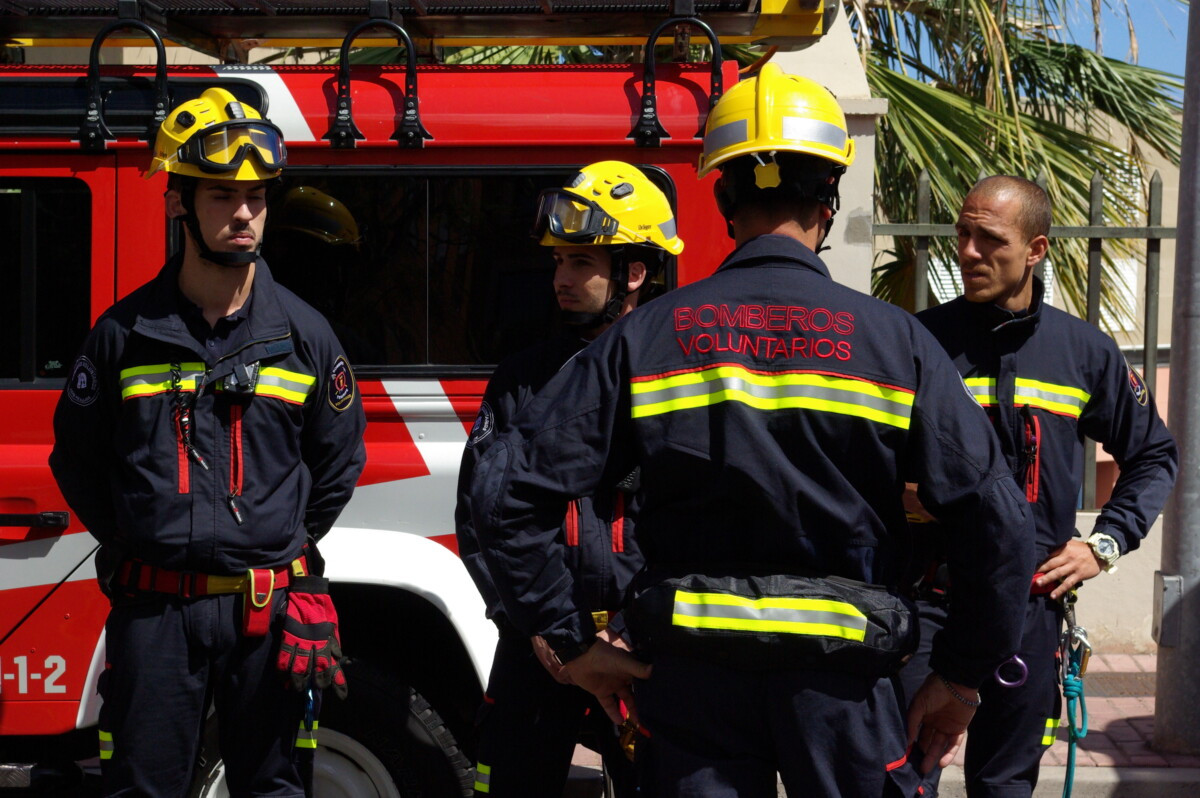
[
  {"left": 626, "top": 568, "right": 918, "bottom": 677},
  {"left": 112, "top": 557, "right": 310, "bottom": 637}
]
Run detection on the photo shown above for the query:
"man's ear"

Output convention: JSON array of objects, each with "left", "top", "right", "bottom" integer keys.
[
  {"left": 1026, "top": 234, "right": 1049, "bottom": 267},
  {"left": 165, "top": 189, "right": 186, "bottom": 220},
  {"left": 626, "top": 259, "right": 647, "bottom": 293}
]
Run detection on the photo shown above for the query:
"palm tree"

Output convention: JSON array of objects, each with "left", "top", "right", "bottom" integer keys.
[{"left": 850, "top": 0, "right": 1184, "bottom": 324}]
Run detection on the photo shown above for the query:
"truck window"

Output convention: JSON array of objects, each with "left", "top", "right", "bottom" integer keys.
[
  {"left": 0, "top": 178, "right": 91, "bottom": 384},
  {"left": 257, "top": 168, "right": 677, "bottom": 372}
]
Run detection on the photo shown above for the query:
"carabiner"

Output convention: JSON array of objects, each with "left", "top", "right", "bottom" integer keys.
[{"left": 995, "top": 654, "right": 1029, "bottom": 688}]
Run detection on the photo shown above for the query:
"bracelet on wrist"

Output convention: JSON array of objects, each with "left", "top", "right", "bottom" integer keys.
[{"left": 938, "top": 674, "right": 982, "bottom": 707}]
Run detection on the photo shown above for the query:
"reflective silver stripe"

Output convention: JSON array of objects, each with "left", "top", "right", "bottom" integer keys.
[
  {"left": 99, "top": 729, "right": 114, "bottom": 759},
  {"left": 474, "top": 762, "right": 492, "bottom": 793},
  {"left": 781, "top": 116, "right": 848, "bottom": 151},
  {"left": 1014, "top": 378, "right": 1090, "bottom": 417},
  {"left": 659, "top": 217, "right": 678, "bottom": 241},
  {"left": 671, "top": 591, "right": 868, "bottom": 640},
  {"left": 703, "top": 118, "right": 749, "bottom": 157},
  {"left": 119, "top": 365, "right": 205, "bottom": 398},
  {"left": 631, "top": 369, "right": 913, "bottom": 428},
  {"left": 256, "top": 369, "right": 317, "bottom": 399},
  {"left": 296, "top": 720, "right": 318, "bottom": 750}
]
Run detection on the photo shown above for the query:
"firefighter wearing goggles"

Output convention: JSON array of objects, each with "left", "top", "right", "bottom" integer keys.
[
  {"left": 534, "top": 160, "right": 683, "bottom": 328},
  {"left": 149, "top": 86, "right": 287, "bottom": 267},
  {"left": 50, "top": 87, "right": 365, "bottom": 797},
  {"left": 457, "top": 162, "right": 681, "bottom": 797},
  {"left": 468, "top": 66, "right": 1035, "bottom": 797}
]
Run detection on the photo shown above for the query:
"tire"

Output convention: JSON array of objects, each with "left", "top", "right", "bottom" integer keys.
[{"left": 190, "top": 659, "right": 474, "bottom": 798}]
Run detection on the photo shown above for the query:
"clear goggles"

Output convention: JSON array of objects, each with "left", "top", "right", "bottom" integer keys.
[
  {"left": 176, "top": 120, "right": 287, "bottom": 174},
  {"left": 533, "top": 189, "right": 620, "bottom": 242}
]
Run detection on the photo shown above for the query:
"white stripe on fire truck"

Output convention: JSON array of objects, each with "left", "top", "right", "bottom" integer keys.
[
  {"left": 0, "top": 532, "right": 98, "bottom": 591},
  {"left": 209, "top": 65, "right": 317, "bottom": 142},
  {"left": 332, "top": 380, "right": 469, "bottom": 537}
]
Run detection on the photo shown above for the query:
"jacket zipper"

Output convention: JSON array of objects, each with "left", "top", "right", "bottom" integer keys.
[
  {"left": 228, "top": 403, "right": 245, "bottom": 524},
  {"left": 175, "top": 408, "right": 190, "bottom": 494},
  {"left": 565, "top": 499, "right": 581, "bottom": 546},
  {"left": 611, "top": 491, "right": 625, "bottom": 553},
  {"left": 1023, "top": 408, "right": 1041, "bottom": 502}
]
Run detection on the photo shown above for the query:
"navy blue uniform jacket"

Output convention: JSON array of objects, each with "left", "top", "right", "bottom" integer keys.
[
  {"left": 917, "top": 279, "right": 1177, "bottom": 563},
  {"left": 50, "top": 257, "right": 367, "bottom": 576},
  {"left": 471, "top": 235, "right": 1035, "bottom": 688},
  {"left": 456, "top": 335, "right": 643, "bottom": 625}
]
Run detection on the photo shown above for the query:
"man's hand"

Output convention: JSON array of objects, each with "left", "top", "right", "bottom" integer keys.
[
  {"left": 903, "top": 482, "right": 936, "bottom": 522},
  {"left": 597, "top": 624, "right": 632, "bottom": 652},
  {"left": 562, "top": 638, "right": 653, "bottom": 725},
  {"left": 906, "top": 674, "right": 979, "bottom": 775},
  {"left": 531, "top": 636, "right": 574, "bottom": 685},
  {"left": 1035, "top": 540, "right": 1102, "bottom": 600}
]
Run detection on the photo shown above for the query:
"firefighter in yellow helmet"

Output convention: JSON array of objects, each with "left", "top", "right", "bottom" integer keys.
[
  {"left": 457, "top": 161, "right": 681, "bottom": 797},
  {"left": 50, "top": 86, "right": 365, "bottom": 797},
  {"left": 467, "top": 63, "right": 1033, "bottom": 797}
]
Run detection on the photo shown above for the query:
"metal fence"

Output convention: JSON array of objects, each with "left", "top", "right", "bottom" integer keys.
[{"left": 873, "top": 169, "right": 1176, "bottom": 509}]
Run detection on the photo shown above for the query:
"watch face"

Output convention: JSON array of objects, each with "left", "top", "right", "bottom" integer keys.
[{"left": 1096, "top": 538, "right": 1117, "bottom": 557}]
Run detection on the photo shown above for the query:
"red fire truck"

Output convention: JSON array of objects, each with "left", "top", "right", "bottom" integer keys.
[{"left": 0, "top": 1, "right": 839, "bottom": 795}]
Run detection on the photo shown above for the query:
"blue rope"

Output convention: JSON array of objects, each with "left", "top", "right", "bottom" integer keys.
[{"left": 1061, "top": 652, "right": 1088, "bottom": 798}]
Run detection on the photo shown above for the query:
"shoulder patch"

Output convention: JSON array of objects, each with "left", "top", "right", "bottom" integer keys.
[
  {"left": 66, "top": 356, "right": 99, "bottom": 407},
  {"left": 327, "top": 356, "right": 355, "bottom": 412},
  {"left": 1127, "top": 362, "right": 1149, "bottom": 407},
  {"left": 467, "top": 401, "right": 494, "bottom": 449}
]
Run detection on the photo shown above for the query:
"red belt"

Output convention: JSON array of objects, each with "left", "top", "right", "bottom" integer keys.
[{"left": 113, "top": 558, "right": 307, "bottom": 636}]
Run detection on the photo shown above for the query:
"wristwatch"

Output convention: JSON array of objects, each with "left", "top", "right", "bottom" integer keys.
[
  {"left": 1086, "top": 532, "right": 1121, "bottom": 573},
  {"left": 553, "top": 638, "right": 595, "bottom": 666}
]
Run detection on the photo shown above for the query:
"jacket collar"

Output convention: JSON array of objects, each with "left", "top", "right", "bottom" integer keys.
[
  {"left": 133, "top": 255, "right": 291, "bottom": 350},
  {"left": 715, "top": 234, "right": 831, "bottom": 280},
  {"left": 963, "top": 275, "right": 1045, "bottom": 334}
]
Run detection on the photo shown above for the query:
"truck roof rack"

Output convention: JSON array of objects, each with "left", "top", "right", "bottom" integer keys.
[{"left": 0, "top": 0, "right": 827, "bottom": 58}]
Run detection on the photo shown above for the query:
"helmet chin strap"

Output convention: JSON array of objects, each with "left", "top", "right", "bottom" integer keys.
[{"left": 179, "top": 180, "right": 260, "bottom": 268}]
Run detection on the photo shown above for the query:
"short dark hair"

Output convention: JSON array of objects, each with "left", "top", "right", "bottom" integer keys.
[{"left": 966, "top": 175, "right": 1051, "bottom": 241}]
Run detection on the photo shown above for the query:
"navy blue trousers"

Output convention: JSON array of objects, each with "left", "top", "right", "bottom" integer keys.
[
  {"left": 98, "top": 592, "right": 308, "bottom": 798},
  {"left": 899, "top": 595, "right": 1062, "bottom": 798},
  {"left": 634, "top": 653, "right": 937, "bottom": 798},
  {"left": 473, "top": 633, "right": 637, "bottom": 797}
]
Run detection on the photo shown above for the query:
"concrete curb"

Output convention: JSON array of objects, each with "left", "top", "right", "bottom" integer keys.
[{"left": 934, "top": 765, "right": 1200, "bottom": 798}]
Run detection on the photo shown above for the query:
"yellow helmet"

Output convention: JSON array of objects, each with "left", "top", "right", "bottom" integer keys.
[
  {"left": 697, "top": 63, "right": 854, "bottom": 178},
  {"left": 148, "top": 87, "right": 286, "bottom": 181},
  {"left": 534, "top": 161, "right": 684, "bottom": 256},
  {"left": 273, "top": 186, "right": 361, "bottom": 250}
]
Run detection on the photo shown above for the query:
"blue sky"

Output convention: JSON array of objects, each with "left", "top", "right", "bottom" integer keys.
[{"left": 1065, "top": 0, "right": 1188, "bottom": 78}]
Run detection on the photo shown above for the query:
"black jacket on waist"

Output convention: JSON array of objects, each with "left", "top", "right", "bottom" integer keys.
[
  {"left": 917, "top": 278, "right": 1177, "bottom": 563},
  {"left": 50, "top": 256, "right": 367, "bottom": 576},
  {"left": 456, "top": 334, "right": 644, "bottom": 626},
  {"left": 471, "top": 235, "right": 1035, "bottom": 687}
]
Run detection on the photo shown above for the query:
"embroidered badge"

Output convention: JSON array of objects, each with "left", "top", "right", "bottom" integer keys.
[
  {"left": 467, "top": 401, "right": 494, "bottom": 448},
  {"left": 328, "top": 356, "right": 355, "bottom": 412},
  {"left": 66, "top": 356, "right": 99, "bottom": 407},
  {"left": 1127, "top": 363, "right": 1149, "bottom": 407}
]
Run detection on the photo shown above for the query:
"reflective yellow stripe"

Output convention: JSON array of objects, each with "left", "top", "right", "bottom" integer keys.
[
  {"left": 631, "top": 366, "right": 914, "bottom": 429},
  {"left": 1042, "top": 717, "right": 1061, "bottom": 746},
  {"left": 474, "top": 762, "right": 492, "bottom": 793},
  {"left": 296, "top": 720, "right": 319, "bottom": 750},
  {"left": 255, "top": 366, "right": 317, "bottom": 405},
  {"left": 98, "top": 729, "right": 114, "bottom": 760},
  {"left": 119, "top": 362, "right": 206, "bottom": 400},
  {"left": 964, "top": 377, "right": 997, "bottom": 407},
  {"left": 671, "top": 590, "right": 868, "bottom": 641},
  {"left": 1015, "top": 378, "right": 1090, "bottom": 418}
]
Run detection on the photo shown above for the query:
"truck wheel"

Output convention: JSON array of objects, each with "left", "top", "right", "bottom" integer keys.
[{"left": 190, "top": 660, "right": 474, "bottom": 798}]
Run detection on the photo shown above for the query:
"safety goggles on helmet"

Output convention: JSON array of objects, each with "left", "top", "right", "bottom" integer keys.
[
  {"left": 173, "top": 120, "right": 287, "bottom": 175},
  {"left": 533, "top": 189, "right": 620, "bottom": 243}
]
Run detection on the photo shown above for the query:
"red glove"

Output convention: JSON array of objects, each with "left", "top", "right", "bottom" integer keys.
[{"left": 277, "top": 576, "right": 348, "bottom": 699}]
